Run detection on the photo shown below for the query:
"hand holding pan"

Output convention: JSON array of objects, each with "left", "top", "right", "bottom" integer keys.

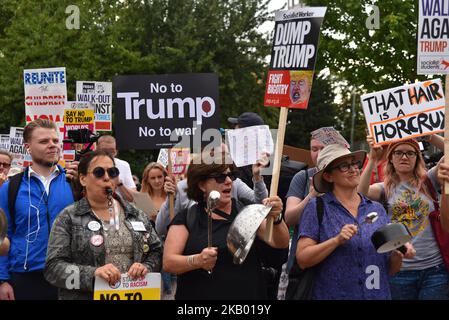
[{"left": 371, "top": 223, "right": 412, "bottom": 254}]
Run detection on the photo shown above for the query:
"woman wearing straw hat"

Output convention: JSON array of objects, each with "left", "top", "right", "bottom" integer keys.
[
  {"left": 359, "top": 137, "right": 448, "bottom": 300},
  {"left": 296, "top": 144, "right": 413, "bottom": 300}
]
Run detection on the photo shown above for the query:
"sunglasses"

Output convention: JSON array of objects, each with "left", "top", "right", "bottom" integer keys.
[
  {"left": 89, "top": 167, "right": 120, "bottom": 179},
  {"left": 205, "top": 172, "right": 237, "bottom": 183},
  {"left": 0, "top": 162, "right": 11, "bottom": 169}
]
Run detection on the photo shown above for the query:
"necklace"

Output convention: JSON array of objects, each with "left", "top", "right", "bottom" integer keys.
[{"left": 91, "top": 199, "right": 120, "bottom": 231}]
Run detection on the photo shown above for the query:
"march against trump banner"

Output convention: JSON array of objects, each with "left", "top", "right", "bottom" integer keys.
[
  {"left": 24, "top": 67, "right": 67, "bottom": 137},
  {"left": 113, "top": 73, "right": 220, "bottom": 150},
  {"left": 361, "top": 79, "right": 445, "bottom": 145},
  {"left": 264, "top": 6, "right": 326, "bottom": 109},
  {"left": 76, "top": 81, "right": 112, "bottom": 131},
  {"left": 417, "top": 0, "right": 449, "bottom": 74}
]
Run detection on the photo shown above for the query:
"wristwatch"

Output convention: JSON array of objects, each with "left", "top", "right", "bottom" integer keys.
[{"left": 273, "top": 213, "right": 283, "bottom": 225}]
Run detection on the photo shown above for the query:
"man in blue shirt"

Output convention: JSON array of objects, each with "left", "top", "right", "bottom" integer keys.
[{"left": 0, "top": 119, "right": 76, "bottom": 300}]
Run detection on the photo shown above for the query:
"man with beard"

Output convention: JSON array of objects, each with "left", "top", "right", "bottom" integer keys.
[{"left": 0, "top": 119, "right": 76, "bottom": 300}]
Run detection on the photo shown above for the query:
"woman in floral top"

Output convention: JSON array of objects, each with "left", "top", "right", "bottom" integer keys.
[{"left": 360, "top": 138, "right": 448, "bottom": 300}]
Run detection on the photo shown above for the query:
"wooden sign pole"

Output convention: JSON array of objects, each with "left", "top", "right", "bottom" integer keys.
[
  {"left": 445, "top": 75, "right": 449, "bottom": 194},
  {"left": 265, "top": 107, "right": 288, "bottom": 242},
  {"left": 167, "top": 149, "right": 175, "bottom": 220}
]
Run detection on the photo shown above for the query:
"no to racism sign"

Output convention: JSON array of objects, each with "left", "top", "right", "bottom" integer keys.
[
  {"left": 113, "top": 73, "right": 220, "bottom": 150},
  {"left": 264, "top": 6, "right": 326, "bottom": 109},
  {"left": 418, "top": 0, "right": 449, "bottom": 74},
  {"left": 362, "top": 79, "right": 445, "bottom": 145}
]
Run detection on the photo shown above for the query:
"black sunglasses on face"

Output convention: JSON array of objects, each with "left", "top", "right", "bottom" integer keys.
[
  {"left": 206, "top": 172, "right": 237, "bottom": 183},
  {"left": 0, "top": 162, "right": 11, "bottom": 168},
  {"left": 329, "top": 160, "right": 362, "bottom": 172},
  {"left": 89, "top": 167, "right": 120, "bottom": 179}
]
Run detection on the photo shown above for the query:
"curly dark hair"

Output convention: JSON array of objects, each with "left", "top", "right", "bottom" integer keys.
[{"left": 186, "top": 154, "right": 235, "bottom": 203}]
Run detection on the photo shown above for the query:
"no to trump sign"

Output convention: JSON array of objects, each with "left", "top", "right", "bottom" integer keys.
[{"left": 362, "top": 79, "right": 445, "bottom": 145}]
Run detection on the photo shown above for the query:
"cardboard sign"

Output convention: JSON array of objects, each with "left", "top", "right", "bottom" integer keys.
[
  {"left": 226, "top": 125, "right": 274, "bottom": 167},
  {"left": 24, "top": 67, "right": 67, "bottom": 137},
  {"left": 311, "top": 127, "right": 350, "bottom": 148},
  {"left": 417, "top": 0, "right": 449, "bottom": 74},
  {"left": 93, "top": 273, "right": 161, "bottom": 300},
  {"left": 76, "top": 81, "right": 113, "bottom": 131},
  {"left": 264, "top": 7, "right": 327, "bottom": 109},
  {"left": 361, "top": 79, "right": 445, "bottom": 145},
  {"left": 114, "top": 74, "right": 220, "bottom": 150}
]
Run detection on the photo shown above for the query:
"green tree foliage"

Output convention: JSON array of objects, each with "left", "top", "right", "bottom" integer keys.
[{"left": 0, "top": 0, "right": 274, "bottom": 175}]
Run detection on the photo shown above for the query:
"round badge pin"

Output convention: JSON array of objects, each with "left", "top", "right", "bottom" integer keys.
[
  {"left": 90, "top": 235, "right": 104, "bottom": 247},
  {"left": 88, "top": 221, "right": 101, "bottom": 232},
  {"left": 143, "top": 244, "right": 149, "bottom": 253}
]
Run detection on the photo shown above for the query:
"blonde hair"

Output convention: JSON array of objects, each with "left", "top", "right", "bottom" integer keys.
[
  {"left": 383, "top": 144, "right": 429, "bottom": 199},
  {"left": 141, "top": 162, "right": 168, "bottom": 198}
]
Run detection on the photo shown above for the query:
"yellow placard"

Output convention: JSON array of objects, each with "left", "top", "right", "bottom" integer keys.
[
  {"left": 64, "top": 109, "right": 95, "bottom": 125},
  {"left": 94, "top": 288, "right": 160, "bottom": 300}
]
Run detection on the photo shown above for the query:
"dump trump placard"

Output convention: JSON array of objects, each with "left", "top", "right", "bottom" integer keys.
[
  {"left": 362, "top": 79, "right": 445, "bottom": 145},
  {"left": 264, "top": 6, "right": 326, "bottom": 109},
  {"left": 418, "top": 0, "right": 449, "bottom": 74}
]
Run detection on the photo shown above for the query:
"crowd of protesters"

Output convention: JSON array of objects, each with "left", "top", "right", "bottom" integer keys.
[{"left": 0, "top": 115, "right": 449, "bottom": 300}]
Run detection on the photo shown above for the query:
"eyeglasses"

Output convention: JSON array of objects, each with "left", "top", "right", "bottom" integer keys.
[
  {"left": 89, "top": 167, "right": 120, "bottom": 179},
  {"left": 392, "top": 150, "right": 417, "bottom": 159},
  {"left": 329, "top": 160, "right": 363, "bottom": 172},
  {"left": 205, "top": 172, "right": 237, "bottom": 183},
  {"left": 0, "top": 162, "right": 11, "bottom": 168}
]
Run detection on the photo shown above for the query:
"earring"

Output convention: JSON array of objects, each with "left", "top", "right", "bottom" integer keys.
[{"left": 81, "top": 186, "right": 86, "bottom": 197}]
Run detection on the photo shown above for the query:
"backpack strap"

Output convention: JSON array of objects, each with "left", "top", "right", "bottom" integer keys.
[
  {"left": 7, "top": 171, "right": 25, "bottom": 234},
  {"left": 316, "top": 196, "right": 324, "bottom": 225}
]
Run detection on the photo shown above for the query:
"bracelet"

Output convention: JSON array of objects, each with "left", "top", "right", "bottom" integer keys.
[
  {"left": 187, "top": 255, "right": 195, "bottom": 267},
  {"left": 273, "top": 213, "right": 283, "bottom": 225}
]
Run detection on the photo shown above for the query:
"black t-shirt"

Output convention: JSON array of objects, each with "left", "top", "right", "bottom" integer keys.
[{"left": 170, "top": 200, "right": 268, "bottom": 300}]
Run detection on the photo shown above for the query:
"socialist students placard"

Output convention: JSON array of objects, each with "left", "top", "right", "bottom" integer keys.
[
  {"left": 264, "top": 7, "right": 326, "bottom": 109},
  {"left": 113, "top": 73, "right": 220, "bottom": 150},
  {"left": 417, "top": 0, "right": 449, "bottom": 74}
]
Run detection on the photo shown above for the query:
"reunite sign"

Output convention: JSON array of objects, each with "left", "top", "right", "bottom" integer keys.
[{"left": 362, "top": 79, "right": 445, "bottom": 145}]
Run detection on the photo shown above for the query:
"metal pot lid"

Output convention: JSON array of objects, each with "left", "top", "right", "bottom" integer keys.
[
  {"left": 226, "top": 204, "right": 272, "bottom": 265},
  {"left": 0, "top": 209, "right": 7, "bottom": 246},
  {"left": 371, "top": 223, "right": 412, "bottom": 253}
]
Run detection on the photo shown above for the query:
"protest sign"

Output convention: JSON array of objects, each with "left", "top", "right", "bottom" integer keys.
[
  {"left": 24, "top": 67, "right": 66, "bottom": 137},
  {"left": 226, "top": 125, "right": 274, "bottom": 167},
  {"left": 76, "top": 81, "right": 112, "bottom": 131},
  {"left": 311, "top": 127, "right": 350, "bottom": 148},
  {"left": 361, "top": 79, "right": 445, "bottom": 145},
  {"left": 114, "top": 73, "right": 220, "bottom": 150},
  {"left": 93, "top": 273, "right": 161, "bottom": 300},
  {"left": 9, "top": 127, "right": 31, "bottom": 168},
  {"left": 0, "top": 134, "right": 10, "bottom": 151},
  {"left": 264, "top": 6, "right": 327, "bottom": 109},
  {"left": 63, "top": 101, "right": 95, "bottom": 161},
  {"left": 417, "top": 0, "right": 449, "bottom": 74},
  {"left": 157, "top": 148, "right": 190, "bottom": 176}
]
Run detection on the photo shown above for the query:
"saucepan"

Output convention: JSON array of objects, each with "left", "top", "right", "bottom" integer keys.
[
  {"left": 371, "top": 223, "right": 412, "bottom": 254},
  {"left": 0, "top": 209, "right": 7, "bottom": 246},
  {"left": 227, "top": 204, "right": 272, "bottom": 265}
]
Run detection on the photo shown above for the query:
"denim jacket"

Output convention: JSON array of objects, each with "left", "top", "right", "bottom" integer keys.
[{"left": 44, "top": 195, "right": 163, "bottom": 300}]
